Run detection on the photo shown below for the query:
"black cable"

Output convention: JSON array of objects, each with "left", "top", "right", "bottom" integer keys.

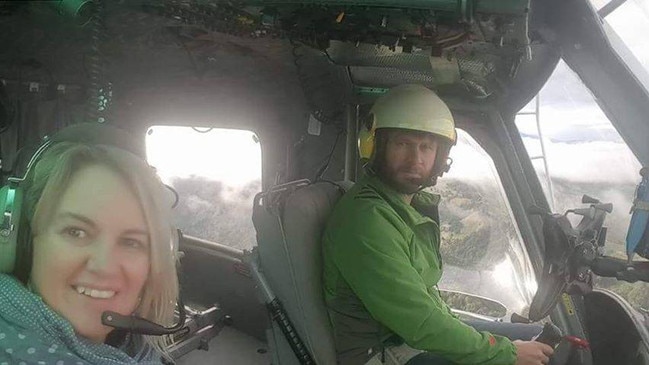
[
  {"left": 191, "top": 127, "right": 213, "bottom": 133},
  {"left": 314, "top": 129, "right": 342, "bottom": 182},
  {"left": 85, "top": 0, "right": 106, "bottom": 123},
  {"left": 166, "top": 184, "right": 180, "bottom": 208},
  {"left": 267, "top": 298, "right": 315, "bottom": 365}
]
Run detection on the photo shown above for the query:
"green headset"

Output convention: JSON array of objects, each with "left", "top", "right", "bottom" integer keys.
[
  {"left": 0, "top": 123, "right": 148, "bottom": 274},
  {"left": 0, "top": 140, "right": 53, "bottom": 273}
]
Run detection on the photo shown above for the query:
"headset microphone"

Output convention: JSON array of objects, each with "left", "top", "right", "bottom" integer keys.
[{"left": 102, "top": 301, "right": 187, "bottom": 336}]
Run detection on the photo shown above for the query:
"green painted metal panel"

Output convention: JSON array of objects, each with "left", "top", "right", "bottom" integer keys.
[
  {"left": 475, "top": 0, "right": 528, "bottom": 14},
  {"left": 235, "top": 0, "right": 527, "bottom": 14}
]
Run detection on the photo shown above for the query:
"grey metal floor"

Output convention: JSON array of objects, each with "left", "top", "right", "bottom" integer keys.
[{"left": 176, "top": 326, "right": 270, "bottom": 365}]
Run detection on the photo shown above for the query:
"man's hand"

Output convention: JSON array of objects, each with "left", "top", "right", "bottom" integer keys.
[{"left": 513, "top": 340, "right": 555, "bottom": 365}]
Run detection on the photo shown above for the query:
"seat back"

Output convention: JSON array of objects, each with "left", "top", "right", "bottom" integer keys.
[{"left": 252, "top": 180, "right": 351, "bottom": 364}]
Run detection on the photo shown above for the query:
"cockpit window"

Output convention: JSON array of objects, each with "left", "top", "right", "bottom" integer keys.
[
  {"left": 588, "top": 0, "right": 613, "bottom": 11},
  {"left": 429, "top": 129, "right": 536, "bottom": 317},
  {"left": 515, "top": 60, "right": 649, "bottom": 310},
  {"left": 145, "top": 126, "right": 261, "bottom": 250},
  {"left": 596, "top": 0, "right": 649, "bottom": 91}
]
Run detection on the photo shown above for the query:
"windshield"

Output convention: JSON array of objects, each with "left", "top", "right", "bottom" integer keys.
[
  {"left": 431, "top": 130, "right": 536, "bottom": 317},
  {"left": 515, "top": 59, "right": 648, "bottom": 311},
  {"left": 589, "top": 0, "right": 649, "bottom": 91}
]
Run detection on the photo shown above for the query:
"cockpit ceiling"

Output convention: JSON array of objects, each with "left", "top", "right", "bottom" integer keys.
[
  {"left": 0, "top": 0, "right": 545, "bottom": 124},
  {"left": 329, "top": 41, "right": 499, "bottom": 97},
  {"left": 143, "top": 1, "right": 535, "bottom": 102}
]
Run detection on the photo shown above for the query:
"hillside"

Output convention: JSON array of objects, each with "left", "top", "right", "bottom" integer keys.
[
  {"left": 434, "top": 176, "right": 649, "bottom": 311},
  {"left": 171, "top": 175, "right": 261, "bottom": 250},
  {"left": 169, "top": 173, "right": 649, "bottom": 311}
]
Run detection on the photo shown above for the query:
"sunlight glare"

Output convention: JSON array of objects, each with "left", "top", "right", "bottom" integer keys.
[
  {"left": 145, "top": 126, "right": 262, "bottom": 187},
  {"left": 444, "top": 130, "right": 496, "bottom": 181},
  {"left": 526, "top": 279, "right": 538, "bottom": 297},
  {"left": 492, "top": 258, "right": 515, "bottom": 288}
]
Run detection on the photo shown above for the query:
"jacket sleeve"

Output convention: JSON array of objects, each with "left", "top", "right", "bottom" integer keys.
[{"left": 330, "top": 204, "right": 517, "bottom": 365}]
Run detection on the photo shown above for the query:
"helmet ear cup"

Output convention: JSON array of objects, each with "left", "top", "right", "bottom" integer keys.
[{"left": 0, "top": 183, "right": 23, "bottom": 273}]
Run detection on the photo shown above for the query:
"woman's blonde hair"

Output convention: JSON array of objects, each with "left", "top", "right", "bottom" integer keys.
[{"left": 20, "top": 141, "right": 179, "bottom": 358}]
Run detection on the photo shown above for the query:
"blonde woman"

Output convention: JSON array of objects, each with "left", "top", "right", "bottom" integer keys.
[{"left": 0, "top": 124, "right": 179, "bottom": 364}]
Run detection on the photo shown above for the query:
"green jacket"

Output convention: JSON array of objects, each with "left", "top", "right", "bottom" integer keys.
[{"left": 322, "top": 173, "right": 516, "bottom": 365}]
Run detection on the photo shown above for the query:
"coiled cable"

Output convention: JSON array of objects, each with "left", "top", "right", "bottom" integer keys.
[{"left": 85, "top": 0, "right": 106, "bottom": 123}]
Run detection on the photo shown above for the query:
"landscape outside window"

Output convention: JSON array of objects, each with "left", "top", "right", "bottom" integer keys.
[
  {"left": 145, "top": 126, "right": 262, "bottom": 250},
  {"left": 515, "top": 60, "right": 647, "bottom": 310}
]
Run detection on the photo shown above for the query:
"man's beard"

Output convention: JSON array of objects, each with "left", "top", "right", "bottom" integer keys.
[{"left": 376, "top": 165, "right": 435, "bottom": 195}]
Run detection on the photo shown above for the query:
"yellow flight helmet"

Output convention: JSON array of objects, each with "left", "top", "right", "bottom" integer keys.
[{"left": 358, "top": 84, "right": 457, "bottom": 160}]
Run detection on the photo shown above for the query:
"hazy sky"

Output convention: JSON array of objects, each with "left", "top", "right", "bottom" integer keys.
[
  {"left": 146, "top": 126, "right": 262, "bottom": 187},
  {"left": 513, "top": 1, "right": 646, "bottom": 185},
  {"left": 605, "top": 0, "right": 649, "bottom": 70},
  {"left": 524, "top": 0, "right": 649, "bottom": 131}
]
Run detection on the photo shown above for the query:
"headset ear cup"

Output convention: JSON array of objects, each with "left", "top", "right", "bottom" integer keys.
[
  {"left": 0, "top": 184, "right": 22, "bottom": 273},
  {"left": 358, "top": 127, "right": 375, "bottom": 161},
  {"left": 358, "top": 113, "right": 376, "bottom": 161},
  {"left": 430, "top": 143, "right": 453, "bottom": 181}
]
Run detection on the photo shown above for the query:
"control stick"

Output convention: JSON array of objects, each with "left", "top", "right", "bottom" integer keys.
[
  {"left": 533, "top": 322, "right": 590, "bottom": 350},
  {"left": 533, "top": 323, "right": 563, "bottom": 347}
]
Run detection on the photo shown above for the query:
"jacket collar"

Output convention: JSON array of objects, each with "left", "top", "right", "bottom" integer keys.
[{"left": 361, "top": 172, "right": 440, "bottom": 226}]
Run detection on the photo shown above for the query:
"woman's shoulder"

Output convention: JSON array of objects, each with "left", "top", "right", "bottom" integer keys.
[
  {"left": 0, "top": 274, "right": 164, "bottom": 365},
  {"left": 0, "top": 273, "right": 24, "bottom": 290},
  {"left": 0, "top": 273, "right": 40, "bottom": 326}
]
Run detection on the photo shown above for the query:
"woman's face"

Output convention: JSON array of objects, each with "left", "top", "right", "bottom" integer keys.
[{"left": 31, "top": 164, "right": 150, "bottom": 343}]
